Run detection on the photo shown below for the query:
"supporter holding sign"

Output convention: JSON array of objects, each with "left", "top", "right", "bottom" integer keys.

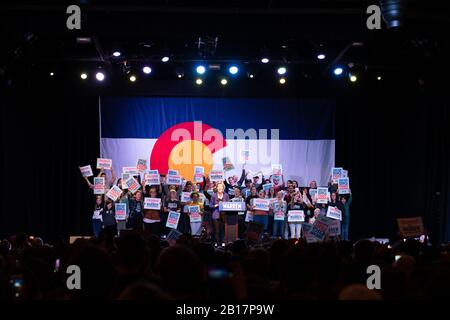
[
  {"left": 271, "top": 174, "right": 285, "bottom": 193},
  {"left": 210, "top": 182, "right": 229, "bottom": 244},
  {"left": 91, "top": 195, "right": 104, "bottom": 237},
  {"left": 273, "top": 191, "right": 287, "bottom": 238},
  {"left": 331, "top": 167, "right": 343, "bottom": 183},
  {"left": 101, "top": 199, "right": 117, "bottom": 236},
  {"left": 166, "top": 211, "right": 181, "bottom": 229},
  {"left": 326, "top": 206, "right": 342, "bottom": 221},
  {"left": 186, "top": 192, "right": 204, "bottom": 236},
  {"left": 271, "top": 164, "right": 283, "bottom": 175},
  {"left": 142, "top": 187, "right": 162, "bottom": 236},
  {"left": 166, "top": 175, "right": 181, "bottom": 186},
  {"left": 127, "top": 190, "right": 143, "bottom": 230},
  {"left": 288, "top": 210, "right": 305, "bottom": 223},
  {"left": 251, "top": 190, "right": 270, "bottom": 231},
  {"left": 181, "top": 192, "right": 192, "bottom": 203},
  {"left": 231, "top": 187, "right": 246, "bottom": 238},
  {"left": 328, "top": 191, "right": 345, "bottom": 220},
  {"left": 145, "top": 173, "right": 161, "bottom": 186},
  {"left": 163, "top": 188, "right": 182, "bottom": 234},
  {"left": 245, "top": 186, "right": 258, "bottom": 224},
  {"left": 115, "top": 203, "right": 127, "bottom": 221},
  {"left": 224, "top": 166, "right": 246, "bottom": 199},
  {"left": 288, "top": 192, "right": 306, "bottom": 239}
]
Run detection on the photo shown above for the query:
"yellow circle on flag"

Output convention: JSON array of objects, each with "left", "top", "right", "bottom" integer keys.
[{"left": 168, "top": 140, "right": 214, "bottom": 180}]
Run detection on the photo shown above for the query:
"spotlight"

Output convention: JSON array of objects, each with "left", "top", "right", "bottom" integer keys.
[
  {"left": 279, "top": 78, "right": 286, "bottom": 84},
  {"left": 177, "top": 74, "right": 183, "bottom": 78},
  {"left": 220, "top": 78, "right": 228, "bottom": 85},
  {"left": 317, "top": 54, "right": 326, "bottom": 60},
  {"left": 112, "top": 51, "right": 121, "bottom": 57},
  {"left": 349, "top": 74, "right": 358, "bottom": 82},
  {"left": 161, "top": 56, "right": 170, "bottom": 63},
  {"left": 176, "top": 68, "right": 184, "bottom": 78},
  {"left": 228, "top": 66, "right": 239, "bottom": 75},
  {"left": 195, "top": 78, "right": 203, "bottom": 85},
  {"left": 377, "top": 76, "right": 382, "bottom": 81},
  {"left": 333, "top": 67, "right": 343, "bottom": 76},
  {"left": 196, "top": 65, "right": 206, "bottom": 75},
  {"left": 277, "top": 67, "right": 287, "bottom": 75},
  {"left": 249, "top": 74, "right": 254, "bottom": 78},
  {"left": 142, "top": 66, "right": 152, "bottom": 74},
  {"left": 80, "top": 73, "right": 88, "bottom": 80},
  {"left": 96, "top": 72, "right": 105, "bottom": 81},
  {"left": 129, "top": 75, "right": 137, "bottom": 82},
  {"left": 49, "top": 72, "right": 54, "bottom": 76},
  {"left": 261, "top": 57, "right": 269, "bottom": 64}
]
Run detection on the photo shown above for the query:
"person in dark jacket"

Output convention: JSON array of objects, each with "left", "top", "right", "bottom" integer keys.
[{"left": 102, "top": 199, "right": 117, "bottom": 236}]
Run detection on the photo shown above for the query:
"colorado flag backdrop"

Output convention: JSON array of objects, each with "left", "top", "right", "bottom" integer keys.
[{"left": 100, "top": 97, "right": 335, "bottom": 186}]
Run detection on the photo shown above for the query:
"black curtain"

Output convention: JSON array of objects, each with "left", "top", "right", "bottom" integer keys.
[
  {"left": 336, "top": 83, "right": 450, "bottom": 243},
  {"left": 0, "top": 82, "right": 99, "bottom": 242}
]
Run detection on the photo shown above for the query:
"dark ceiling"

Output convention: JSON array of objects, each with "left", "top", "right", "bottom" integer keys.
[{"left": 0, "top": 0, "right": 449, "bottom": 91}]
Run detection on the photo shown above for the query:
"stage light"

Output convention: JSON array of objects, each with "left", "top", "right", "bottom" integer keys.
[
  {"left": 161, "top": 56, "right": 170, "bottom": 62},
  {"left": 279, "top": 78, "right": 286, "bottom": 84},
  {"left": 80, "top": 73, "right": 88, "bottom": 80},
  {"left": 195, "top": 78, "right": 203, "bottom": 85},
  {"left": 334, "top": 67, "right": 343, "bottom": 76},
  {"left": 177, "top": 74, "right": 183, "bottom": 78},
  {"left": 380, "top": 0, "right": 405, "bottom": 28},
  {"left": 95, "top": 72, "right": 105, "bottom": 81},
  {"left": 277, "top": 67, "right": 287, "bottom": 75},
  {"left": 377, "top": 75, "right": 382, "bottom": 80},
  {"left": 317, "top": 54, "right": 326, "bottom": 60},
  {"left": 142, "top": 66, "right": 152, "bottom": 74},
  {"left": 196, "top": 65, "right": 206, "bottom": 75},
  {"left": 228, "top": 66, "right": 239, "bottom": 75},
  {"left": 249, "top": 74, "right": 254, "bottom": 78},
  {"left": 349, "top": 74, "right": 358, "bottom": 82},
  {"left": 129, "top": 75, "right": 136, "bottom": 82},
  {"left": 261, "top": 57, "right": 269, "bottom": 64},
  {"left": 49, "top": 72, "right": 54, "bottom": 76},
  {"left": 220, "top": 78, "right": 228, "bottom": 85},
  {"left": 112, "top": 51, "right": 121, "bottom": 57}
]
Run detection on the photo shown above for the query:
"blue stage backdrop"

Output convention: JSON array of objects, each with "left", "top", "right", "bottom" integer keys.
[{"left": 100, "top": 97, "right": 336, "bottom": 186}]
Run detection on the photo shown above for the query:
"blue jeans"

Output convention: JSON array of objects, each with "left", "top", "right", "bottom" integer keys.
[
  {"left": 253, "top": 215, "right": 268, "bottom": 231},
  {"left": 92, "top": 219, "right": 103, "bottom": 237},
  {"left": 273, "top": 220, "right": 285, "bottom": 237},
  {"left": 342, "top": 220, "right": 349, "bottom": 240}
]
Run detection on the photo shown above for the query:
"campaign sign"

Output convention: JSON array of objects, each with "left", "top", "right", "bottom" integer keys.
[
  {"left": 166, "top": 211, "right": 181, "bottom": 229},
  {"left": 317, "top": 187, "right": 328, "bottom": 204},
  {"left": 194, "top": 166, "right": 204, "bottom": 175},
  {"left": 331, "top": 167, "right": 343, "bottom": 183},
  {"left": 96, "top": 158, "right": 112, "bottom": 170},
  {"left": 326, "top": 206, "right": 342, "bottom": 221},
  {"left": 145, "top": 173, "right": 160, "bottom": 186},
  {"left": 125, "top": 177, "right": 140, "bottom": 194},
  {"left": 194, "top": 173, "right": 203, "bottom": 183},
  {"left": 209, "top": 170, "right": 224, "bottom": 182},
  {"left": 219, "top": 201, "right": 246, "bottom": 212},
  {"left": 137, "top": 159, "right": 147, "bottom": 171},
  {"left": 188, "top": 205, "right": 202, "bottom": 222},
  {"left": 122, "top": 167, "right": 139, "bottom": 176},
  {"left": 310, "top": 218, "right": 330, "bottom": 241},
  {"left": 168, "top": 169, "right": 179, "bottom": 176},
  {"left": 121, "top": 173, "right": 130, "bottom": 189},
  {"left": 144, "top": 197, "right": 161, "bottom": 210},
  {"left": 181, "top": 192, "right": 192, "bottom": 203},
  {"left": 328, "top": 219, "right": 341, "bottom": 236},
  {"left": 222, "top": 157, "right": 235, "bottom": 171},
  {"left": 106, "top": 185, "right": 122, "bottom": 202},
  {"left": 79, "top": 165, "right": 93, "bottom": 177},
  {"left": 245, "top": 211, "right": 254, "bottom": 222},
  {"left": 167, "top": 175, "right": 181, "bottom": 185},
  {"left": 342, "top": 170, "right": 348, "bottom": 178},
  {"left": 115, "top": 203, "right": 127, "bottom": 221},
  {"left": 309, "top": 188, "right": 318, "bottom": 201},
  {"left": 274, "top": 209, "right": 285, "bottom": 221},
  {"left": 240, "top": 150, "right": 250, "bottom": 162},
  {"left": 263, "top": 183, "right": 273, "bottom": 192},
  {"left": 93, "top": 177, "right": 105, "bottom": 194},
  {"left": 288, "top": 210, "right": 305, "bottom": 222},
  {"left": 338, "top": 178, "right": 350, "bottom": 194},
  {"left": 271, "top": 164, "right": 283, "bottom": 175},
  {"left": 397, "top": 217, "right": 424, "bottom": 238},
  {"left": 252, "top": 198, "right": 270, "bottom": 211}
]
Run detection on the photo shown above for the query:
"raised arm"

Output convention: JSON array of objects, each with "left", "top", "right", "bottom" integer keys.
[{"left": 83, "top": 176, "right": 94, "bottom": 189}]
